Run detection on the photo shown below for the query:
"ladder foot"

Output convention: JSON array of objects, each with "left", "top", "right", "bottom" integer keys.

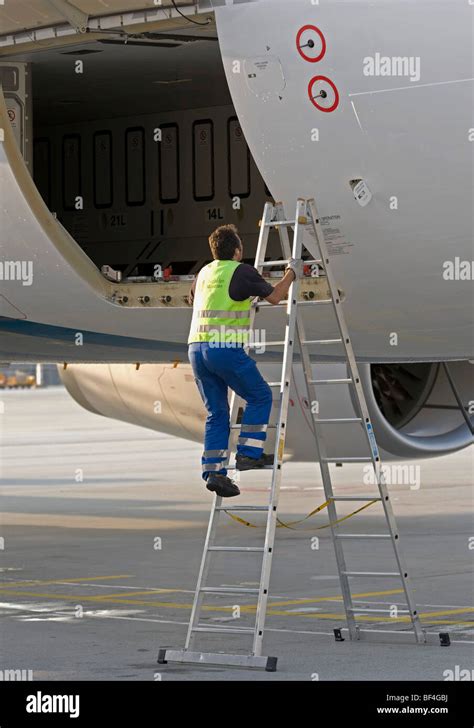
[
  {"left": 265, "top": 656, "right": 278, "bottom": 672},
  {"left": 156, "top": 649, "right": 278, "bottom": 671},
  {"left": 334, "top": 628, "right": 345, "bottom": 642},
  {"left": 439, "top": 633, "right": 451, "bottom": 647},
  {"left": 157, "top": 648, "right": 168, "bottom": 665}
]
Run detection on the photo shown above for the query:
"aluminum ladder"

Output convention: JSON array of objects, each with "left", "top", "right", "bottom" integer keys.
[{"left": 158, "top": 198, "right": 425, "bottom": 672}]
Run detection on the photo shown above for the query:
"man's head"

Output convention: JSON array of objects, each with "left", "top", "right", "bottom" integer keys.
[{"left": 209, "top": 224, "right": 243, "bottom": 261}]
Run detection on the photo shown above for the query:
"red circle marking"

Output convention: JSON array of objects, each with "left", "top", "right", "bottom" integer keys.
[
  {"left": 308, "top": 75, "right": 340, "bottom": 113},
  {"left": 296, "top": 24, "right": 326, "bottom": 63}
]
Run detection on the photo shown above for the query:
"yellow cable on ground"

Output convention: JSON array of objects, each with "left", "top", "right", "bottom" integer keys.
[{"left": 224, "top": 498, "right": 378, "bottom": 531}]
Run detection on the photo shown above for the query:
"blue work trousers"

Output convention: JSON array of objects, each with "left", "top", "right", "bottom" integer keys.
[{"left": 188, "top": 342, "right": 273, "bottom": 480}]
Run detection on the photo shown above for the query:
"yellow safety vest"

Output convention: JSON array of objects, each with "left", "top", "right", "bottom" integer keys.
[{"left": 188, "top": 260, "right": 251, "bottom": 345}]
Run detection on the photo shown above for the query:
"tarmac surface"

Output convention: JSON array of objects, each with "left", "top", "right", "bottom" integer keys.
[{"left": 0, "top": 386, "right": 472, "bottom": 681}]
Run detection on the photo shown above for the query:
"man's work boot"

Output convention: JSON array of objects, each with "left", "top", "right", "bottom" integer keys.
[
  {"left": 206, "top": 473, "right": 240, "bottom": 498},
  {"left": 236, "top": 453, "right": 274, "bottom": 471}
]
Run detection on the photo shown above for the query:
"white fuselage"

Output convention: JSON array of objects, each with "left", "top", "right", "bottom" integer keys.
[
  {"left": 0, "top": 0, "right": 472, "bottom": 364},
  {"left": 215, "top": 0, "right": 473, "bottom": 362}
]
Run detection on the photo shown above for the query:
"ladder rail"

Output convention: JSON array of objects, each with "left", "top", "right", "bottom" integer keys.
[
  {"left": 306, "top": 198, "right": 424, "bottom": 643},
  {"left": 252, "top": 199, "right": 306, "bottom": 656},
  {"left": 276, "top": 204, "right": 358, "bottom": 638},
  {"left": 184, "top": 492, "right": 221, "bottom": 649},
  {"left": 185, "top": 203, "right": 277, "bottom": 650}
]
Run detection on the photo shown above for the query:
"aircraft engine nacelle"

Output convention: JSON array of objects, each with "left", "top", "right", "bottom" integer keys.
[{"left": 59, "top": 359, "right": 473, "bottom": 463}]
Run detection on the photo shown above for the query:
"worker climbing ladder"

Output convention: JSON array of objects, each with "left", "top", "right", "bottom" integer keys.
[{"left": 158, "top": 198, "right": 427, "bottom": 672}]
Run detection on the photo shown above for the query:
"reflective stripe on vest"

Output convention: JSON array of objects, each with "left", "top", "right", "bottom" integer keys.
[{"left": 188, "top": 260, "right": 252, "bottom": 344}]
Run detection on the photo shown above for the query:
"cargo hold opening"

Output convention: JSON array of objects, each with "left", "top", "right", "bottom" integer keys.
[{"left": 16, "top": 30, "right": 274, "bottom": 282}]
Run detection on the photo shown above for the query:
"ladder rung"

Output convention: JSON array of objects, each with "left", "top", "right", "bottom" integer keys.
[
  {"left": 303, "top": 339, "right": 342, "bottom": 346},
  {"left": 267, "top": 382, "right": 283, "bottom": 387},
  {"left": 230, "top": 425, "right": 277, "bottom": 430},
  {"left": 260, "top": 259, "right": 290, "bottom": 266},
  {"left": 322, "top": 457, "right": 372, "bottom": 462},
  {"left": 342, "top": 571, "right": 401, "bottom": 578},
  {"left": 263, "top": 220, "right": 297, "bottom": 228},
  {"left": 227, "top": 465, "right": 274, "bottom": 471},
  {"left": 309, "top": 378, "right": 352, "bottom": 385},
  {"left": 246, "top": 341, "right": 286, "bottom": 347},
  {"left": 208, "top": 546, "right": 265, "bottom": 553},
  {"left": 215, "top": 505, "right": 269, "bottom": 512},
  {"left": 332, "top": 496, "right": 382, "bottom": 501},
  {"left": 192, "top": 626, "right": 255, "bottom": 635},
  {"left": 310, "top": 299, "right": 332, "bottom": 304},
  {"left": 300, "top": 299, "right": 331, "bottom": 305},
  {"left": 265, "top": 221, "right": 294, "bottom": 228},
  {"left": 335, "top": 533, "right": 390, "bottom": 539},
  {"left": 314, "top": 418, "right": 362, "bottom": 424},
  {"left": 347, "top": 607, "right": 410, "bottom": 614},
  {"left": 200, "top": 587, "right": 260, "bottom": 594},
  {"left": 255, "top": 299, "right": 331, "bottom": 307},
  {"left": 259, "top": 256, "right": 322, "bottom": 265}
]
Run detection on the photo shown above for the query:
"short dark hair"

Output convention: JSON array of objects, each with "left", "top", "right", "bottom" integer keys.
[{"left": 209, "top": 224, "right": 241, "bottom": 260}]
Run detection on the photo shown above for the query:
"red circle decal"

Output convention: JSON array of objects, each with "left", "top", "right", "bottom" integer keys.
[
  {"left": 308, "top": 75, "right": 340, "bottom": 113},
  {"left": 296, "top": 24, "right": 326, "bottom": 63}
]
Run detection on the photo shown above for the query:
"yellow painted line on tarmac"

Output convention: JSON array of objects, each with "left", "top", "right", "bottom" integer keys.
[
  {"left": 282, "top": 606, "right": 474, "bottom": 625},
  {"left": 421, "top": 608, "right": 474, "bottom": 618},
  {"left": 264, "top": 609, "right": 474, "bottom": 625},
  {"left": 262, "top": 602, "right": 474, "bottom": 623},
  {"left": 420, "top": 620, "right": 474, "bottom": 626},
  {"left": 0, "top": 584, "right": 404, "bottom": 605},
  {"left": 327, "top": 589, "right": 405, "bottom": 600},
  {"left": 0, "top": 587, "right": 403, "bottom": 612},
  {"left": 85, "top": 590, "right": 187, "bottom": 600},
  {"left": 0, "top": 587, "right": 472, "bottom": 627},
  {"left": 0, "top": 590, "right": 227, "bottom": 612},
  {"left": 244, "top": 589, "right": 405, "bottom": 610},
  {"left": 295, "top": 608, "right": 474, "bottom": 620},
  {"left": 261, "top": 607, "right": 474, "bottom": 625},
  {"left": 297, "top": 615, "right": 474, "bottom": 626},
  {"left": 0, "top": 575, "right": 134, "bottom": 589}
]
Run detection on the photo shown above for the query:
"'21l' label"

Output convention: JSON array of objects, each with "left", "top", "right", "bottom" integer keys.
[{"left": 103, "top": 213, "right": 128, "bottom": 228}]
